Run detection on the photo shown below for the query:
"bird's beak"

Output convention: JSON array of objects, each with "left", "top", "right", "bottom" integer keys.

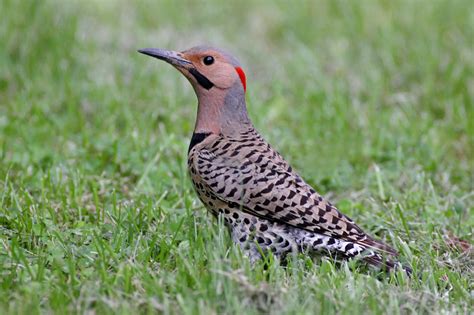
[
  {"left": 138, "top": 48, "right": 193, "bottom": 69},
  {"left": 138, "top": 47, "right": 215, "bottom": 90}
]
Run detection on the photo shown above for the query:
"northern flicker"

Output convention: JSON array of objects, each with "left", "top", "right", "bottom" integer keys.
[{"left": 138, "top": 46, "right": 411, "bottom": 274}]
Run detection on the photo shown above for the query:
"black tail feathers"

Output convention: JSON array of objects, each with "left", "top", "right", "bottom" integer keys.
[{"left": 363, "top": 252, "right": 412, "bottom": 276}]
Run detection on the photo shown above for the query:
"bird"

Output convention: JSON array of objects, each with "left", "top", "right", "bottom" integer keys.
[{"left": 138, "top": 46, "right": 411, "bottom": 274}]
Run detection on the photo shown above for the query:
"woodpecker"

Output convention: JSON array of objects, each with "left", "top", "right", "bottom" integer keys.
[{"left": 138, "top": 46, "right": 411, "bottom": 274}]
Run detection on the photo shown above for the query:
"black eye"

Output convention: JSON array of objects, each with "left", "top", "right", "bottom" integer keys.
[{"left": 203, "top": 56, "right": 214, "bottom": 65}]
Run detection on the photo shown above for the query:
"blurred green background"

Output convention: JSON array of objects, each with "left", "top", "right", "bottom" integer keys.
[{"left": 0, "top": 0, "right": 472, "bottom": 314}]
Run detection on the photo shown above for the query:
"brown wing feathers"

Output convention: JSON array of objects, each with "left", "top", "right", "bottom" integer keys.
[{"left": 192, "top": 129, "right": 398, "bottom": 256}]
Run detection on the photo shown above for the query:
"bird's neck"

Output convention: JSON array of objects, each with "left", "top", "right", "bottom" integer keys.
[{"left": 194, "top": 84, "right": 252, "bottom": 135}]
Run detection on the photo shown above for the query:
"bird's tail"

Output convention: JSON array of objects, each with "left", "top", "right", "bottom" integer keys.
[
  {"left": 361, "top": 251, "right": 412, "bottom": 276},
  {"left": 300, "top": 233, "right": 412, "bottom": 275}
]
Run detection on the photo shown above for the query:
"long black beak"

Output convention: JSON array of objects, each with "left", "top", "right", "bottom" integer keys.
[
  {"left": 138, "top": 48, "right": 193, "bottom": 69},
  {"left": 138, "top": 47, "right": 215, "bottom": 90}
]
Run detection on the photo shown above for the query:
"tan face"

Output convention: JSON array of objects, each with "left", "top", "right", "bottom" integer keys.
[
  {"left": 138, "top": 46, "right": 246, "bottom": 93},
  {"left": 178, "top": 49, "right": 242, "bottom": 91}
]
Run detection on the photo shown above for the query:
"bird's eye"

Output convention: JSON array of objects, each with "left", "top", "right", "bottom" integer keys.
[{"left": 203, "top": 56, "right": 214, "bottom": 65}]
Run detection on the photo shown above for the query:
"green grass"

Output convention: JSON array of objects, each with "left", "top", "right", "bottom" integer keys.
[{"left": 1, "top": 0, "right": 473, "bottom": 313}]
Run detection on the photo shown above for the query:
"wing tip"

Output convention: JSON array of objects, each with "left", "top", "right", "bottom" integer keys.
[{"left": 360, "top": 238, "right": 399, "bottom": 256}]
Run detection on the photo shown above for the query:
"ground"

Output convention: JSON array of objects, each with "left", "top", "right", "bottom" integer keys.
[{"left": 0, "top": 0, "right": 473, "bottom": 314}]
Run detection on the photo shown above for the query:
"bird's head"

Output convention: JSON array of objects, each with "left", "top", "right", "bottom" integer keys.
[
  {"left": 138, "top": 46, "right": 246, "bottom": 95},
  {"left": 138, "top": 45, "right": 250, "bottom": 134}
]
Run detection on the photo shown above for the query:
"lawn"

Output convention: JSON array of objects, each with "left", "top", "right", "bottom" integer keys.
[{"left": 0, "top": 0, "right": 472, "bottom": 314}]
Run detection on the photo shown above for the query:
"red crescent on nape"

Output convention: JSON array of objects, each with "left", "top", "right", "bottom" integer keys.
[{"left": 235, "top": 67, "right": 246, "bottom": 92}]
